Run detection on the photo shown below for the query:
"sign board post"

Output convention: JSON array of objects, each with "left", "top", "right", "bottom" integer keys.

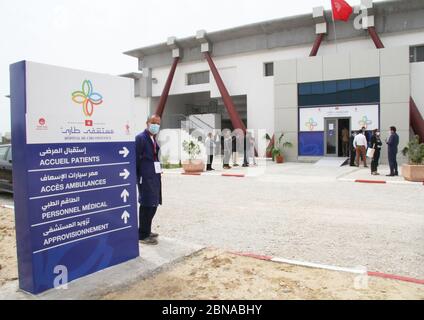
[{"left": 10, "top": 61, "right": 139, "bottom": 294}]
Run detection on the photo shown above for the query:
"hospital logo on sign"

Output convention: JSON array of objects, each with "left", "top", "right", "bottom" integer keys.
[
  {"left": 358, "top": 116, "right": 372, "bottom": 129},
  {"left": 71, "top": 80, "right": 103, "bottom": 118},
  {"left": 36, "top": 117, "right": 48, "bottom": 131},
  {"left": 305, "top": 118, "right": 318, "bottom": 131}
]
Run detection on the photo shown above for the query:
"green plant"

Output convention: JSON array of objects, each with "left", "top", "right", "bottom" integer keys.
[
  {"left": 182, "top": 139, "right": 201, "bottom": 162},
  {"left": 267, "top": 133, "right": 293, "bottom": 159},
  {"left": 402, "top": 135, "right": 424, "bottom": 165}
]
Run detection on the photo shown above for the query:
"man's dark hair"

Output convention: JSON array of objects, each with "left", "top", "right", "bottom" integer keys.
[{"left": 390, "top": 126, "right": 397, "bottom": 133}]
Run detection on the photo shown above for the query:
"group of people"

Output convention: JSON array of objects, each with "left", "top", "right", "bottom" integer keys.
[
  {"left": 135, "top": 115, "right": 402, "bottom": 246},
  {"left": 135, "top": 115, "right": 259, "bottom": 245},
  {"left": 205, "top": 130, "right": 257, "bottom": 171},
  {"left": 350, "top": 126, "right": 400, "bottom": 176}
]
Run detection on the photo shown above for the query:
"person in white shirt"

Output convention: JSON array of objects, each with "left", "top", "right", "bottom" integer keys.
[
  {"left": 353, "top": 130, "right": 368, "bottom": 167},
  {"left": 205, "top": 132, "right": 216, "bottom": 171}
]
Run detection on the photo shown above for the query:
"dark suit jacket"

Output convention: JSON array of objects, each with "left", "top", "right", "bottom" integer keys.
[
  {"left": 135, "top": 129, "right": 162, "bottom": 207},
  {"left": 387, "top": 133, "right": 399, "bottom": 154}
]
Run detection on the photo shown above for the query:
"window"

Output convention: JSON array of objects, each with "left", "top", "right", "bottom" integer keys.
[
  {"left": 410, "top": 45, "right": 424, "bottom": 63},
  {"left": 0, "top": 146, "right": 8, "bottom": 160},
  {"left": 187, "top": 71, "right": 210, "bottom": 85},
  {"left": 264, "top": 62, "right": 274, "bottom": 77},
  {"left": 298, "top": 77, "right": 379, "bottom": 107}
]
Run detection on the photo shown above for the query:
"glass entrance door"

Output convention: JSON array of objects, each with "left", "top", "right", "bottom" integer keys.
[{"left": 324, "top": 119, "right": 337, "bottom": 156}]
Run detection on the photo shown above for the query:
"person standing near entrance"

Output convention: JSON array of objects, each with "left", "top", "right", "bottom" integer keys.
[
  {"left": 136, "top": 115, "right": 162, "bottom": 245},
  {"left": 349, "top": 131, "right": 357, "bottom": 166},
  {"left": 205, "top": 132, "right": 216, "bottom": 171},
  {"left": 341, "top": 127, "right": 350, "bottom": 157},
  {"left": 353, "top": 129, "right": 368, "bottom": 167},
  {"left": 246, "top": 132, "right": 257, "bottom": 166},
  {"left": 231, "top": 132, "right": 240, "bottom": 167},
  {"left": 370, "top": 129, "right": 383, "bottom": 175},
  {"left": 223, "top": 130, "right": 232, "bottom": 169},
  {"left": 386, "top": 126, "right": 400, "bottom": 176}
]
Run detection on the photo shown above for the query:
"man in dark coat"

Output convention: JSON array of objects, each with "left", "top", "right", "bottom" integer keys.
[
  {"left": 349, "top": 131, "right": 357, "bottom": 166},
  {"left": 386, "top": 126, "right": 400, "bottom": 177},
  {"left": 135, "top": 115, "right": 162, "bottom": 245}
]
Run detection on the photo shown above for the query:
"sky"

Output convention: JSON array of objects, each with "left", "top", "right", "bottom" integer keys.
[{"left": 0, "top": 0, "right": 385, "bottom": 134}]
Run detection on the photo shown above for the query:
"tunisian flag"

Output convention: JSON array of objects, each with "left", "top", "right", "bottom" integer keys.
[{"left": 331, "top": 0, "right": 353, "bottom": 22}]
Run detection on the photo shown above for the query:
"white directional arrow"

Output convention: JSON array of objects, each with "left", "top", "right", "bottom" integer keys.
[
  {"left": 120, "top": 189, "right": 130, "bottom": 203},
  {"left": 121, "top": 211, "right": 130, "bottom": 224},
  {"left": 119, "top": 147, "right": 130, "bottom": 158},
  {"left": 119, "top": 168, "right": 130, "bottom": 180}
]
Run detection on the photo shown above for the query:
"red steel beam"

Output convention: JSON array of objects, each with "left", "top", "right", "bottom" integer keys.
[
  {"left": 368, "top": 27, "right": 424, "bottom": 141},
  {"left": 203, "top": 52, "right": 246, "bottom": 132},
  {"left": 155, "top": 57, "right": 180, "bottom": 117},
  {"left": 309, "top": 33, "right": 325, "bottom": 57},
  {"left": 410, "top": 97, "right": 424, "bottom": 142},
  {"left": 368, "top": 26, "right": 385, "bottom": 49}
]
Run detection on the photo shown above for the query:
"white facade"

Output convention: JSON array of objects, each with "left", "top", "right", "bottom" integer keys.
[{"left": 125, "top": 0, "right": 424, "bottom": 163}]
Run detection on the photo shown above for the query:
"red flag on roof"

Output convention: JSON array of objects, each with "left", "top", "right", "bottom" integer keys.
[{"left": 331, "top": 0, "right": 353, "bottom": 22}]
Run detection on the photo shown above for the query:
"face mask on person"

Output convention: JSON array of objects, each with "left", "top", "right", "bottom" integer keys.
[{"left": 148, "top": 123, "right": 160, "bottom": 135}]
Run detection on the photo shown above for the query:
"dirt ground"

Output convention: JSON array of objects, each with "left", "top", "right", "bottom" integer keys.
[
  {"left": 0, "top": 207, "right": 18, "bottom": 287},
  {"left": 103, "top": 249, "right": 424, "bottom": 300},
  {"left": 1, "top": 204, "right": 423, "bottom": 300}
]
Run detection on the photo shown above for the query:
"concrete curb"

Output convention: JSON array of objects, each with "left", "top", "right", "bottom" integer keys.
[
  {"left": 338, "top": 178, "right": 424, "bottom": 186},
  {"left": 0, "top": 237, "right": 205, "bottom": 300},
  {"left": 231, "top": 251, "right": 424, "bottom": 285}
]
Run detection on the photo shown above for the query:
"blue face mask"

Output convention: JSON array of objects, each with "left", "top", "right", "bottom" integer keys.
[{"left": 148, "top": 123, "right": 160, "bottom": 135}]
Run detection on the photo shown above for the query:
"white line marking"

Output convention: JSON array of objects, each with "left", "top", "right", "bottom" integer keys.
[
  {"left": 29, "top": 184, "right": 131, "bottom": 200},
  {"left": 270, "top": 257, "right": 366, "bottom": 274},
  {"left": 31, "top": 205, "right": 132, "bottom": 227},
  {"left": 28, "top": 162, "right": 130, "bottom": 173},
  {"left": 32, "top": 226, "right": 132, "bottom": 254}
]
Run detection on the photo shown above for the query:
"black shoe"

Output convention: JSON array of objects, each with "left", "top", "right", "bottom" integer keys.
[
  {"left": 386, "top": 174, "right": 395, "bottom": 177},
  {"left": 233, "top": 164, "right": 240, "bottom": 167},
  {"left": 139, "top": 237, "right": 158, "bottom": 245},
  {"left": 150, "top": 232, "right": 159, "bottom": 238}
]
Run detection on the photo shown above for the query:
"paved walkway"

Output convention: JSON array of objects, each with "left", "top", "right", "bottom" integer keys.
[{"left": 157, "top": 161, "right": 424, "bottom": 279}]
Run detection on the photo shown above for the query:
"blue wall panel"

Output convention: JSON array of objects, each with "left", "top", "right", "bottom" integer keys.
[{"left": 298, "top": 132, "right": 324, "bottom": 156}]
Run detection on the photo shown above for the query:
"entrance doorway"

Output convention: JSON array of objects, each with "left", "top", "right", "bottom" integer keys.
[{"left": 324, "top": 118, "right": 350, "bottom": 157}]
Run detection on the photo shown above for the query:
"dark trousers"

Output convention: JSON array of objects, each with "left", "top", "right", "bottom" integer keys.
[
  {"left": 350, "top": 147, "right": 356, "bottom": 166},
  {"left": 388, "top": 151, "right": 398, "bottom": 175},
  {"left": 139, "top": 206, "right": 157, "bottom": 240},
  {"left": 371, "top": 150, "right": 380, "bottom": 173},
  {"left": 207, "top": 155, "right": 214, "bottom": 170},
  {"left": 342, "top": 142, "right": 349, "bottom": 157}
]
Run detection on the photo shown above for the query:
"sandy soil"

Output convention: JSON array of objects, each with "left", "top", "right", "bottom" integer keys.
[
  {"left": 103, "top": 249, "right": 424, "bottom": 300},
  {"left": 0, "top": 207, "right": 18, "bottom": 287}
]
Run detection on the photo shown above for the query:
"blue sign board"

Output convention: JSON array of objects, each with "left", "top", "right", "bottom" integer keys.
[{"left": 10, "top": 61, "right": 139, "bottom": 294}]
